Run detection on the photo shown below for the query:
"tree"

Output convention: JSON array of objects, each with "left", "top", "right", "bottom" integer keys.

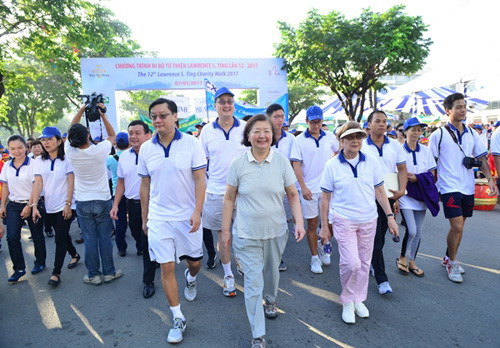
[
  {"left": 275, "top": 5, "right": 432, "bottom": 121},
  {"left": 288, "top": 81, "right": 327, "bottom": 124},
  {"left": 0, "top": 0, "right": 145, "bottom": 136},
  {"left": 120, "top": 90, "right": 167, "bottom": 129},
  {"left": 238, "top": 89, "right": 257, "bottom": 106}
]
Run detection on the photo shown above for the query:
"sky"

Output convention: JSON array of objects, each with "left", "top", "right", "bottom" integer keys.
[{"left": 105, "top": 0, "right": 500, "bottom": 81}]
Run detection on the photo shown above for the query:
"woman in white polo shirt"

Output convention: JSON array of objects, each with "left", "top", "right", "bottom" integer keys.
[
  {"left": 396, "top": 118, "right": 437, "bottom": 277},
  {"left": 31, "top": 127, "right": 80, "bottom": 287},
  {"left": 0, "top": 135, "right": 47, "bottom": 283},
  {"left": 319, "top": 121, "right": 398, "bottom": 324},
  {"left": 222, "top": 114, "right": 306, "bottom": 348}
]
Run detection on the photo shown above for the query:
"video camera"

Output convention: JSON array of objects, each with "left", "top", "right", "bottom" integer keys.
[{"left": 79, "top": 92, "right": 106, "bottom": 122}]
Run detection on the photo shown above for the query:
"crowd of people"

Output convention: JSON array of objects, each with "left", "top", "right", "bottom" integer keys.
[{"left": 0, "top": 90, "right": 498, "bottom": 347}]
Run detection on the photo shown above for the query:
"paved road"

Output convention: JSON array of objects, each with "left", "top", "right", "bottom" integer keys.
[{"left": 1, "top": 206, "right": 499, "bottom": 348}]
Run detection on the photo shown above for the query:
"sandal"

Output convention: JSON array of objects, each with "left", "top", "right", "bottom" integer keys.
[
  {"left": 68, "top": 254, "right": 81, "bottom": 269},
  {"left": 409, "top": 267, "right": 424, "bottom": 277},
  {"left": 47, "top": 274, "right": 61, "bottom": 287},
  {"left": 396, "top": 259, "right": 409, "bottom": 275}
]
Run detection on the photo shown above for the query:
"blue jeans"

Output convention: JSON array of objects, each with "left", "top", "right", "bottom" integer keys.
[
  {"left": 6, "top": 201, "right": 46, "bottom": 271},
  {"left": 76, "top": 199, "right": 115, "bottom": 277}
]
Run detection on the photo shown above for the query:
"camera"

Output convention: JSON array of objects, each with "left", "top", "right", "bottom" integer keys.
[
  {"left": 463, "top": 156, "right": 482, "bottom": 169},
  {"left": 79, "top": 92, "right": 106, "bottom": 122}
]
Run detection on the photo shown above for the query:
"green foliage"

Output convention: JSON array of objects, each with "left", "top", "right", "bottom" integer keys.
[
  {"left": 288, "top": 81, "right": 327, "bottom": 124},
  {"left": 239, "top": 89, "right": 258, "bottom": 106},
  {"left": 121, "top": 90, "right": 167, "bottom": 119},
  {"left": 275, "top": 5, "right": 432, "bottom": 121},
  {"left": 0, "top": 0, "right": 146, "bottom": 136}
]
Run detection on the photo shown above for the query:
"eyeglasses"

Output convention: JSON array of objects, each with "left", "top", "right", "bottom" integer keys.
[
  {"left": 216, "top": 99, "right": 234, "bottom": 105},
  {"left": 397, "top": 129, "right": 404, "bottom": 132},
  {"left": 343, "top": 134, "right": 364, "bottom": 140},
  {"left": 308, "top": 120, "right": 322, "bottom": 125},
  {"left": 150, "top": 113, "right": 172, "bottom": 121},
  {"left": 272, "top": 115, "right": 285, "bottom": 120},
  {"left": 250, "top": 129, "right": 272, "bottom": 136}
]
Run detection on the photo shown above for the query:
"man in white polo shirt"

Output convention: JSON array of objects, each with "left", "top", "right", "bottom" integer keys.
[
  {"left": 110, "top": 120, "right": 156, "bottom": 299},
  {"left": 362, "top": 110, "right": 407, "bottom": 295},
  {"left": 199, "top": 87, "right": 247, "bottom": 297},
  {"left": 139, "top": 98, "right": 206, "bottom": 344},
  {"left": 429, "top": 93, "right": 497, "bottom": 283},
  {"left": 290, "top": 105, "right": 339, "bottom": 274},
  {"left": 267, "top": 103, "right": 295, "bottom": 272}
]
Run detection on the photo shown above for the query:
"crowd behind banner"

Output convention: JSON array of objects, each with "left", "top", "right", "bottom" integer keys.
[{"left": 0, "top": 90, "right": 498, "bottom": 348}]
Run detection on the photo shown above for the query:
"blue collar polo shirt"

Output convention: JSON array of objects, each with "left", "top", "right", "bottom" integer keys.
[
  {"left": 117, "top": 147, "right": 141, "bottom": 200},
  {"left": 362, "top": 135, "right": 406, "bottom": 175}
]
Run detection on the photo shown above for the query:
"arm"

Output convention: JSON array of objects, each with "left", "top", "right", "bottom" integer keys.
[
  {"left": 480, "top": 155, "right": 498, "bottom": 196},
  {"left": 110, "top": 178, "right": 125, "bottom": 220},
  {"left": 0, "top": 182, "right": 8, "bottom": 218},
  {"left": 62, "top": 173, "right": 75, "bottom": 220},
  {"left": 389, "top": 162, "right": 408, "bottom": 201},
  {"left": 99, "top": 103, "right": 116, "bottom": 144},
  {"left": 139, "top": 176, "right": 151, "bottom": 235},
  {"left": 189, "top": 168, "right": 206, "bottom": 232},
  {"left": 318, "top": 191, "right": 332, "bottom": 245},
  {"left": 292, "top": 161, "right": 311, "bottom": 200},
  {"left": 30, "top": 176, "right": 43, "bottom": 223},
  {"left": 70, "top": 105, "right": 86, "bottom": 126},
  {"left": 285, "top": 184, "right": 305, "bottom": 242},
  {"left": 221, "top": 184, "right": 237, "bottom": 251},
  {"left": 375, "top": 185, "right": 399, "bottom": 237}
]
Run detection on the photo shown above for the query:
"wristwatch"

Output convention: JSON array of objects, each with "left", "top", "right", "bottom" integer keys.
[{"left": 386, "top": 213, "right": 394, "bottom": 218}]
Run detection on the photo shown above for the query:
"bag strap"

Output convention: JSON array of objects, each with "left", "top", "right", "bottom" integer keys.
[
  {"left": 443, "top": 125, "right": 467, "bottom": 158},
  {"left": 113, "top": 154, "right": 119, "bottom": 162}
]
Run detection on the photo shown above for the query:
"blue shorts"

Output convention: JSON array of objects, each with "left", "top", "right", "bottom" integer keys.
[{"left": 440, "top": 192, "right": 474, "bottom": 219}]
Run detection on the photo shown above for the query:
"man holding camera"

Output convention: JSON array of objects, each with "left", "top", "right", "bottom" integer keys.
[{"left": 429, "top": 93, "right": 497, "bottom": 283}]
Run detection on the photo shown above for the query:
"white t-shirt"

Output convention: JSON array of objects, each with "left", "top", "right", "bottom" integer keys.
[
  {"left": 138, "top": 130, "right": 207, "bottom": 221},
  {"left": 320, "top": 150, "right": 384, "bottom": 223},
  {"left": 428, "top": 123, "right": 488, "bottom": 195},
  {"left": 199, "top": 117, "right": 247, "bottom": 195},
  {"left": 490, "top": 127, "right": 500, "bottom": 156},
  {"left": 273, "top": 129, "right": 295, "bottom": 160},
  {"left": 117, "top": 148, "right": 141, "bottom": 200},
  {"left": 0, "top": 157, "right": 35, "bottom": 201},
  {"left": 65, "top": 140, "right": 112, "bottom": 202},
  {"left": 290, "top": 129, "right": 339, "bottom": 193},
  {"left": 34, "top": 156, "right": 75, "bottom": 213},
  {"left": 399, "top": 142, "right": 437, "bottom": 211},
  {"left": 362, "top": 135, "right": 406, "bottom": 174}
]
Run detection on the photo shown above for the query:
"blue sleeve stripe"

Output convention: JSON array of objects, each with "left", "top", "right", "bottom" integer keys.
[
  {"left": 0, "top": 179, "right": 6, "bottom": 183},
  {"left": 374, "top": 181, "right": 384, "bottom": 188},
  {"left": 192, "top": 165, "right": 207, "bottom": 171},
  {"left": 429, "top": 166, "right": 437, "bottom": 171},
  {"left": 34, "top": 174, "right": 41, "bottom": 177},
  {"left": 138, "top": 173, "right": 149, "bottom": 178},
  {"left": 396, "top": 161, "right": 406, "bottom": 165},
  {"left": 290, "top": 158, "right": 302, "bottom": 162},
  {"left": 321, "top": 187, "right": 333, "bottom": 193},
  {"left": 492, "top": 152, "right": 500, "bottom": 156},
  {"left": 117, "top": 176, "right": 125, "bottom": 180},
  {"left": 476, "top": 151, "right": 488, "bottom": 159}
]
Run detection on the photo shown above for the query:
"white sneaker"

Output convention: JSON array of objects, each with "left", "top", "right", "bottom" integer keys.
[
  {"left": 310, "top": 257, "right": 323, "bottom": 274},
  {"left": 342, "top": 303, "right": 355, "bottom": 324},
  {"left": 167, "top": 317, "right": 186, "bottom": 343},
  {"left": 442, "top": 256, "right": 465, "bottom": 274},
  {"left": 446, "top": 263, "right": 464, "bottom": 283},
  {"left": 222, "top": 275, "right": 237, "bottom": 297},
  {"left": 103, "top": 269, "right": 123, "bottom": 283},
  {"left": 354, "top": 302, "right": 369, "bottom": 318},
  {"left": 183, "top": 269, "right": 197, "bottom": 301},
  {"left": 378, "top": 281, "right": 393, "bottom": 295},
  {"left": 83, "top": 274, "right": 102, "bottom": 286},
  {"left": 317, "top": 241, "right": 331, "bottom": 266}
]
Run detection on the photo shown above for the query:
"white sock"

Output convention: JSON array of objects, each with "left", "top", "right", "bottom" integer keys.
[
  {"left": 449, "top": 260, "right": 458, "bottom": 266},
  {"left": 311, "top": 255, "right": 320, "bottom": 262},
  {"left": 186, "top": 270, "right": 196, "bottom": 283},
  {"left": 170, "top": 304, "right": 185, "bottom": 321},
  {"left": 222, "top": 262, "right": 233, "bottom": 277}
]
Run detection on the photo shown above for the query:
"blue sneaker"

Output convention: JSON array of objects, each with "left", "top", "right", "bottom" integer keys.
[
  {"left": 31, "top": 265, "right": 46, "bottom": 275},
  {"left": 8, "top": 270, "right": 26, "bottom": 283}
]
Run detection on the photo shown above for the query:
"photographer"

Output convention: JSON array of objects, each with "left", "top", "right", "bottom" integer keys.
[
  {"left": 65, "top": 101, "right": 123, "bottom": 286},
  {"left": 429, "top": 93, "right": 497, "bottom": 284}
]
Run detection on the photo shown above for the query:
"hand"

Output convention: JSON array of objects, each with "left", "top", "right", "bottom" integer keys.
[
  {"left": 21, "top": 206, "right": 31, "bottom": 219},
  {"left": 0, "top": 223, "right": 4, "bottom": 239},
  {"left": 301, "top": 186, "right": 313, "bottom": 201},
  {"left": 393, "top": 200, "right": 400, "bottom": 215},
  {"left": 62, "top": 205, "right": 72, "bottom": 220},
  {"left": 0, "top": 207, "right": 6, "bottom": 219},
  {"left": 294, "top": 225, "right": 306, "bottom": 242},
  {"left": 389, "top": 189, "right": 405, "bottom": 201},
  {"left": 97, "top": 102, "right": 107, "bottom": 116},
  {"left": 488, "top": 179, "right": 498, "bottom": 197},
  {"left": 388, "top": 217, "right": 399, "bottom": 237},
  {"left": 189, "top": 212, "right": 201, "bottom": 233},
  {"left": 220, "top": 229, "right": 232, "bottom": 251},
  {"left": 110, "top": 206, "right": 119, "bottom": 220},
  {"left": 142, "top": 221, "right": 148, "bottom": 236},
  {"left": 32, "top": 206, "right": 41, "bottom": 224},
  {"left": 318, "top": 225, "right": 332, "bottom": 245},
  {"left": 407, "top": 173, "right": 418, "bottom": 183}
]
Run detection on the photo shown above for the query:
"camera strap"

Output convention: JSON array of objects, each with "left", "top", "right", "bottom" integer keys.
[{"left": 443, "top": 125, "right": 468, "bottom": 158}]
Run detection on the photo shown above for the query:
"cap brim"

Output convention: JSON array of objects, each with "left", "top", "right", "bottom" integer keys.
[{"left": 340, "top": 128, "right": 368, "bottom": 139}]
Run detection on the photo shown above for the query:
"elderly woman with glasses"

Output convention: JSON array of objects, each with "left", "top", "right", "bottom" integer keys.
[
  {"left": 319, "top": 121, "right": 398, "bottom": 324},
  {"left": 221, "top": 114, "right": 306, "bottom": 348}
]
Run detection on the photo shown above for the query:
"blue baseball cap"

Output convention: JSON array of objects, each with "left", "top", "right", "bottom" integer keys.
[
  {"left": 388, "top": 130, "right": 397, "bottom": 137},
  {"left": 282, "top": 122, "right": 289, "bottom": 128},
  {"left": 214, "top": 87, "right": 234, "bottom": 100},
  {"left": 0, "top": 144, "right": 4, "bottom": 149},
  {"left": 93, "top": 136, "right": 101, "bottom": 142},
  {"left": 62, "top": 132, "right": 67, "bottom": 137},
  {"left": 473, "top": 124, "right": 482, "bottom": 130},
  {"left": 306, "top": 105, "right": 323, "bottom": 121},
  {"left": 116, "top": 132, "right": 129, "bottom": 145},
  {"left": 493, "top": 121, "right": 500, "bottom": 127},
  {"left": 403, "top": 117, "right": 428, "bottom": 131},
  {"left": 39, "top": 126, "right": 61, "bottom": 139},
  {"left": 363, "top": 121, "right": 369, "bottom": 129}
]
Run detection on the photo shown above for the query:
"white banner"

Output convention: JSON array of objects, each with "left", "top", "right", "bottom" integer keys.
[{"left": 162, "top": 95, "right": 190, "bottom": 119}]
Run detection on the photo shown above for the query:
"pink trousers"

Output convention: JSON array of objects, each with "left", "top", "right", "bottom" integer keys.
[{"left": 332, "top": 212, "right": 377, "bottom": 304}]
